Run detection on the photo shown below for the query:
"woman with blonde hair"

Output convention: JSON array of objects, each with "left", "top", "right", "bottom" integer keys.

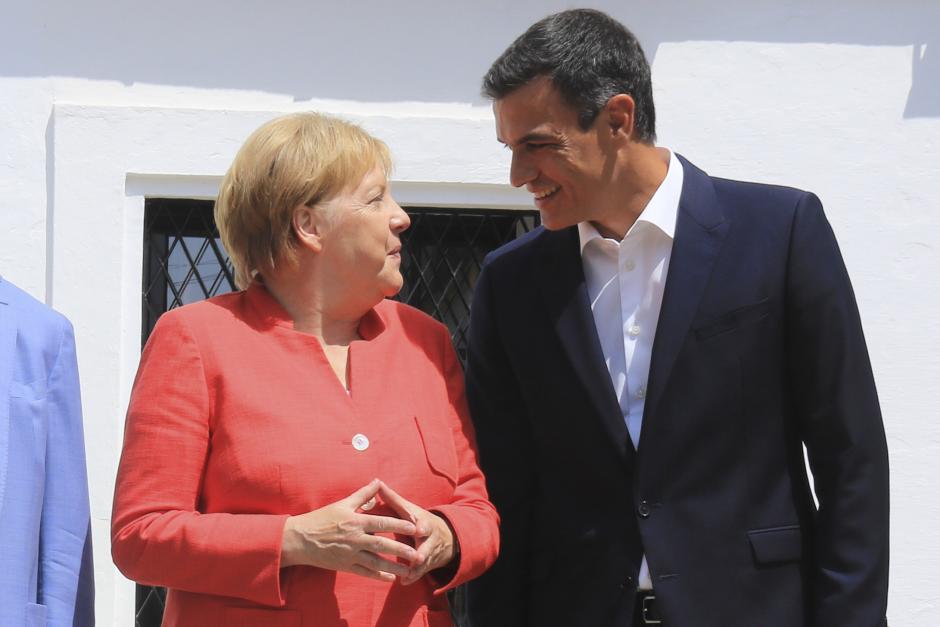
[{"left": 112, "top": 112, "right": 499, "bottom": 626}]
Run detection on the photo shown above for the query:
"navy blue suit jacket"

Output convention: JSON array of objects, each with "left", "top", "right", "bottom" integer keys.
[{"left": 465, "top": 157, "right": 888, "bottom": 627}]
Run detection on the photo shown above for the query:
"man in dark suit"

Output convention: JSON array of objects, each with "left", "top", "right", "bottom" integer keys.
[{"left": 464, "top": 9, "right": 888, "bottom": 627}]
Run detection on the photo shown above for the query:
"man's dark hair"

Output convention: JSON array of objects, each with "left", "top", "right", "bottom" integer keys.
[{"left": 483, "top": 8, "right": 656, "bottom": 143}]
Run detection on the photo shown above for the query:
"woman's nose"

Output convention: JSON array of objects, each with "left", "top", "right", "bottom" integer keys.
[{"left": 390, "top": 198, "right": 411, "bottom": 233}]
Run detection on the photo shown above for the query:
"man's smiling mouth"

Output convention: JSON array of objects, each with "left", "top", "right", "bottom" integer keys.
[{"left": 533, "top": 185, "right": 560, "bottom": 200}]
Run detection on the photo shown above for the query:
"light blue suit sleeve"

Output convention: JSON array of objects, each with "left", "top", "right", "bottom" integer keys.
[{"left": 39, "top": 319, "right": 94, "bottom": 626}]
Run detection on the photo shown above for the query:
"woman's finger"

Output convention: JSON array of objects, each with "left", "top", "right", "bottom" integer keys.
[
  {"left": 414, "top": 537, "right": 435, "bottom": 567},
  {"left": 357, "top": 513, "right": 417, "bottom": 536},
  {"left": 357, "top": 551, "right": 412, "bottom": 578},
  {"left": 399, "top": 536, "right": 441, "bottom": 586},
  {"left": 399, "top": 563, "right": 428, "bottom": 586},
  {"left": 364, "top": 533, "right": 419, "bottom": 563},
  {"left": 341, "top": 479, "right": 382, "bottom": 509},
  {"left": 349, "top": 563, "right": 396, "bottom": 583},
  {"left": 377, "top": 481, "right": 417, "bottom": 523}
]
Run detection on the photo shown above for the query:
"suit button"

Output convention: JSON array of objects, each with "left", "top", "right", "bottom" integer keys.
[{"left": 637, "top": 501, "right": 651, "bottom": 518}]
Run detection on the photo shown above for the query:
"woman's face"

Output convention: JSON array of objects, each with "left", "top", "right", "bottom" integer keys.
[{"left": 316, "top": 163, "right": 411, "bottom": 301}]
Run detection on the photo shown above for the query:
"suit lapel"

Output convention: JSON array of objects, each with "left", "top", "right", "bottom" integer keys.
[
  {"left": 536, "top": 228, "right": 632, "bottom": 460},
  {"left": 642, "top": 156, "right": 730, "bottom": 436},
  {"left": 0, "top": 280, "right": 16, "bottom": 510}
]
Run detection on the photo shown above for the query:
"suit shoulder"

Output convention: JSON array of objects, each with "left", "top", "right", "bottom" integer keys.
[
  {"left": 482, "top": 225, "right": 557, "bottom": 270},
  {"left": 678, "top": 154, "right": 817, "bottom": 220},
  {"left": 1, "top": 280, "right": 72, "bottom": 337},
  {"left": 152, "top": 291, "right": 246, "bottom": 334},
  {"left": 711, "top": 176, "right": 816, "bottom": 216}
]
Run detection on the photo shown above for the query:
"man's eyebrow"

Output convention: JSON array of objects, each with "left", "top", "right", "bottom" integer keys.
[{"left": 499, "top": 131, "right": 559, "bottom": 148}]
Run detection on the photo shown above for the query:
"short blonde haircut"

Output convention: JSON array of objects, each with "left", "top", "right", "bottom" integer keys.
[{"left": 215, "top": 112, "right": 392, "bottom": 289}]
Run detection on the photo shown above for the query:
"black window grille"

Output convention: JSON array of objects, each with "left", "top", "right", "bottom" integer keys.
[
  {"left": 135, "top": 198, "right": 538, "bottom": 626},
  {"left": 398, "top": 208, "right": 538, "bottom": 363},
  {"left": 142, "top": 199, "right": 236, "bottom": 343}
]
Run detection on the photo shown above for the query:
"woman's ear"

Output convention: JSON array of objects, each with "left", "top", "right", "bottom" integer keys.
[{"left": 292, "top": 203, "right": 324, "bottom": 254}]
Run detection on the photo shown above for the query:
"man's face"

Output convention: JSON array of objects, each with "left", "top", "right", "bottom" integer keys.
[{"left": 494, "top": 76, "right": 616, "bottom": 230}]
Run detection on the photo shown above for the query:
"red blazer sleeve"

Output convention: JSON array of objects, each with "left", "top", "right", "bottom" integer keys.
[
  {"left": 428, "top": 324, "right": 500, "bottom": 593},
  {"left": 111, "top": 311, "right": 289, "bottom": 607}
]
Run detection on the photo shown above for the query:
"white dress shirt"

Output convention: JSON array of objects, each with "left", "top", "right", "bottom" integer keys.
[{"left": 578, "top": 149, "right": 683, "bottom": 591}]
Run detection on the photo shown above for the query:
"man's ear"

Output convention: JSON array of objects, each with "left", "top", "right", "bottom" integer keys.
[
  {"left": 292, "top": 203, "right": 324, "bottom": 254},
  {"left": 605, "top": 94, "right": 636, "bottom": 140}
]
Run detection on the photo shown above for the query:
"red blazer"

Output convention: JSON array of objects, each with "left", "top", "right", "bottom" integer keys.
[{"left": 112, "top": 284, "right": 499, "bottom": 627}]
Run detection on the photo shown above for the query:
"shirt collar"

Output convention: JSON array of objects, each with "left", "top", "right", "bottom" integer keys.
[{"left": 578, "top": 148, "right": 683, "bottom": 253}]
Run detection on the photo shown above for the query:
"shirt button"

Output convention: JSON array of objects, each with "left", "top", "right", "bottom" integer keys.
[
  {"left": 628, "top": 325, "right": 641, "bottom": 337},
  {"left": 352, "top": 433, "right": 370, "bottom": 451},
  {"left": 624, "top": 259, "right": 636, "bottom": 271},
  {"left": 635, "top": 386, "right": 646, "bottom": 399},
  {"left": 638, "top": 501, "right": 651, "bottom": 518}
]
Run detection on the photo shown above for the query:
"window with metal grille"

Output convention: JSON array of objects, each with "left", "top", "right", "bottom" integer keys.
[{"left": 135, "top": 197, "right": 538, "bottom": 626}]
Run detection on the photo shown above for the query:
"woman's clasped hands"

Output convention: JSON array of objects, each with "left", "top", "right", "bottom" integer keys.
[{"left": 281, "top": 479, "right": 456, "bottom": 584}]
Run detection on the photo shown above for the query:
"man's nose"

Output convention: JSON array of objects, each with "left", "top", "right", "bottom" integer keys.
[{"left": 509, "top": 150, "right": 536, "bottom": 188}]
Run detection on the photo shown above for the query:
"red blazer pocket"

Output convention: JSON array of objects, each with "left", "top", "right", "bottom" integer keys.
[{"left": 413, "top": 415, "right": 458, "bottom": 484}]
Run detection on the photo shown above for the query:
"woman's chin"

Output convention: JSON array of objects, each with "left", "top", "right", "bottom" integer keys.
[{"left": 379, "top": 274, "right": 404, "bottom": 299}]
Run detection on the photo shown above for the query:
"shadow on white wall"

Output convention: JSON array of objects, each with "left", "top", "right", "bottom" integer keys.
[
  {"left": 904, "top": 42, "right": 938, "bottom": 117},
  {"left": 2, "top": 0, "right": 937, "bottom": 116}
]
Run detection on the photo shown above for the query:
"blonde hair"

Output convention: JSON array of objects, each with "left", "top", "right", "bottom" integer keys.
[{"left": 215, "top": 112, "right": 392, "bottom": 289}]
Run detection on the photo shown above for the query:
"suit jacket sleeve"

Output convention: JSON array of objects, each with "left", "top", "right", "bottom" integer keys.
[
  {"left": 786, "top": 193, "right": 889, "bottom": 626},
  {"left": 464, "top": 262, "right": 537, "bottom": 627},
  {"left": 41, "top": 318, "right": 95, "bottom": 626},
  {"left": 427, "top": 322, "right": 500, "bottom": 593},
  {"left": 111, "top": 312, "right": 289, "bottom": 607}
]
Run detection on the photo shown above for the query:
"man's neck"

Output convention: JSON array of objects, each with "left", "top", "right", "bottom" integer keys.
[{"left": 591, "top": 145, "right": 670, "bottom": 240}]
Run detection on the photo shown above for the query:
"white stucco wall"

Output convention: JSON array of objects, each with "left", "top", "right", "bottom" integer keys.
[{"left": 1, "top": 1, "right": 937, "bottom": 624}]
